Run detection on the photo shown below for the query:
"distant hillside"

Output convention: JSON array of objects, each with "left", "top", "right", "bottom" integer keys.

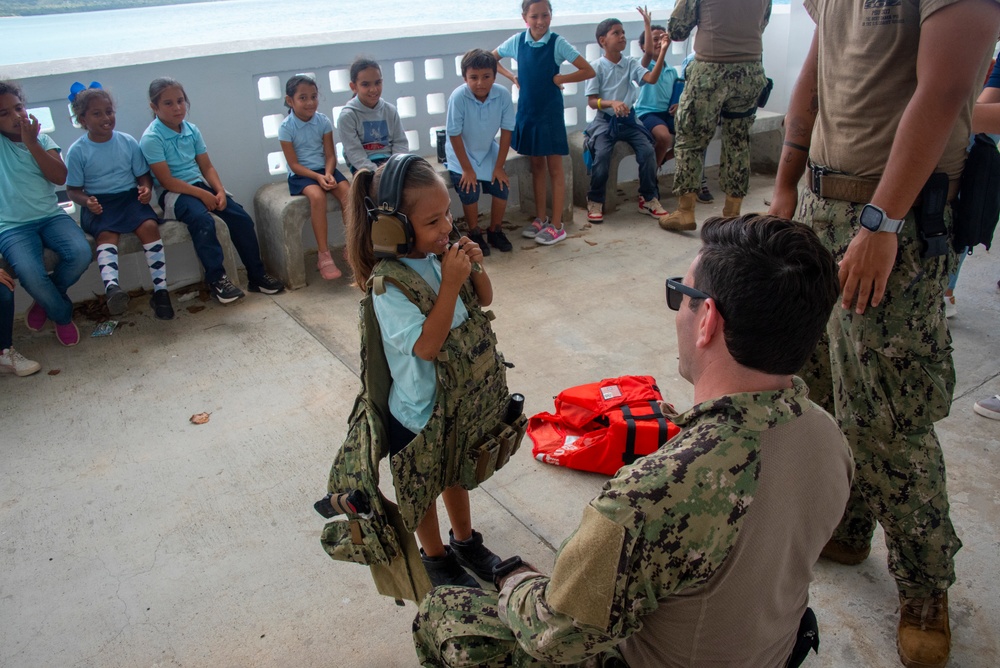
[{"left": 2, "top": 0, "right": 208, "bottom": 16}]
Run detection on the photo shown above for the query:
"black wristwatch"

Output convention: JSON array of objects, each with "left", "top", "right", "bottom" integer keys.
[
  {"left": 859, "top": 203, "right": 905, "bottom": 234},
  {"left": 492, "top": 555, "right": 525, "bottom": 589}
]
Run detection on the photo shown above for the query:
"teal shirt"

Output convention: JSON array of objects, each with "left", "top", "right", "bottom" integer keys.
[
  {"left": 635, "top": 62, "right": 679, "bottom": 118},
  {"left": 0, "top": 133, "right": 63, "bottom": 234},
  {"left": 139, "top": 118, "right": 208, "bottom": 186}
]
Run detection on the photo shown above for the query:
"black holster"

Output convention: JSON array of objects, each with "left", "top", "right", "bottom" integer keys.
[
  {"left": 915, "top": 172, "right": 950, "bottom": 259},
  {"left": 785, "top": 607, "right": 820, "bottom": 668}
]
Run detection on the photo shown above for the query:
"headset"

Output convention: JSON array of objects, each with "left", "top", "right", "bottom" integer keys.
[{"left": 366, "top": 153, "right": 421, "bottom": 259}]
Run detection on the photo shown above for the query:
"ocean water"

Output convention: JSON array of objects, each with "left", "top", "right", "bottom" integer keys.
[{"left": 0, "top": 0, "right": 789, "bottom": 66}]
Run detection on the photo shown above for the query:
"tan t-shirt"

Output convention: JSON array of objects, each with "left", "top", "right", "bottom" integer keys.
[
  {"left": 806, "top": 0, "right": 994, "bottom": 179},
  {"left": 670, "top": 0, "right": 772, "bottom": 62}
]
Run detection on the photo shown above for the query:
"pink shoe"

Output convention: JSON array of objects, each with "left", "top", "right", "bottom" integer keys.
[
  {"left": 55, "top": 321, "right": 80, "bottom": 347},
  {"left": 317, "top": 251, "right": 342, "bottom": 280},
  {"left": 26, "top": 301, "right": 47, "bottom": 331}
]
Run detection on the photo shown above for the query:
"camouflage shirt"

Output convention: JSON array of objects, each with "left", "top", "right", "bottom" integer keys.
[{"left": 499, "top": 377, "right": 842, "bottom": 664}]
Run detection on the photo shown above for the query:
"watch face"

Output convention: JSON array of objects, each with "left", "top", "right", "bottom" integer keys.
[{"left": 860, "top": 205, "right": 882, "bottom": 231}]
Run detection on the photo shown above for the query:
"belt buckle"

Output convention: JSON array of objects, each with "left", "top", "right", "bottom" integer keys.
[{"left": 810, "top": 164, "right": 827, "bottom": 197}]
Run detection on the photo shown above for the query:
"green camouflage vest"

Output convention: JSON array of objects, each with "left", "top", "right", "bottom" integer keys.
[{"left": 320, "top": 259, "right": 526, "bottom": 603}]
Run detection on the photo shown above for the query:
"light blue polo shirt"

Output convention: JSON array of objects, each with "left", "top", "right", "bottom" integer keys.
[
  {"left": 66, "top": 131, "right": 149, "bottom": 194},
  {"left": 373, "top": 255, "right": 469, "bottom": 433},
  {"left": 0, "top": 133, "right": 63, "bottom": 232},
  {"left": 635, "top": 61, "right": 679, "bottom": 118},
  {"left": 444, "top": 84, "right": 515, "bottom": 181},
  {"left": 278, "top": 111, "right": 333, "bottom": 171},
  {"left": 586, "top": 55, "right": 648, "bottom": 116},
  {"left": 497, "top": 30, "right": 580, "bottom": 67},
  {"left": 139, "top": 118, "right": 208, "bottom": 185}
]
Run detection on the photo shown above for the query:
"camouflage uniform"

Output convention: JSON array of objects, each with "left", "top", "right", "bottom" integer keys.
[
  {"left": 413, "top": 380, "right": 849, "bottom": 666},
  {"left": 668, "top": 0, "right": 770, "bottom": 198},
  {"left": 796, "top": 189, "right": 961, "bottom": 598}
]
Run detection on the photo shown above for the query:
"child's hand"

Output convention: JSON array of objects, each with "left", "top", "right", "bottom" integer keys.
[
  {"left": 0, "top": 269, "right": 14, "bottom": 291},
  {"left": 669, "top": 103, "right": 678, "bottom": 115},
  {"left": 459, "top": 169, "right": 477, "bottom": 194},
  {"left": 637, "top": 5, "right": 652, "bottom": 24},
  {"left": 658, "top": 36, "right": 670, "bottom": 57},
  {"left": 214, "top": 191, "right": 228, "bottom": 211},
  {"left": 321, "top": 174, "right": 337, "bottom": 190},
  {"left": 492, "top": 166, "right": 510, "bottom": 189},
  {"left": 552, "top": 74, "right": 565, "bottom": 90},
  {"left": 440, "top": 240, "right": 472, "bottom": 287},
  {"left": 611, "top": 100, "right": 630, "bottom": 117},
  {"left": 458, "top": 234, "right": 485, "bottom": 265},
  {"left": 137, "top": 185, "right": 152, "bottom": 204},
  {"left": 197, "top": 189, "right": 218, "bottom": 210},
  {"left": 21, "top": 114, "right": 41, "bottom": 145},
  {"left": 86, "top": 196, "right": 103, "bottom": 215}
]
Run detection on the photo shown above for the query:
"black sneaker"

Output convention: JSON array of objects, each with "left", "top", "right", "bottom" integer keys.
[
  {"left": 105, "top": 284, "right": 129, "bottom": 315},
  {"left": 467, "top": 229, "right": 490, "bottom": 257},
  {"left": 248, "top": 273, "right": 285, "bottom": 295},
  {"left": 149, "top": 290, "right": 175, "bottom": 320},
  {"left": 420, "top": 546, "right": 479, "bottom": 588},
  {"left": 449, "top": 529, "right": 502, "bottom": 582},
  {"left": 697, "top": 183, "right": 714, "bottom": 203},
  {"left": 486, "top": 228, "right": 513, "bottom": 253},
  {"left": 210, "top": 275, "right": 245, "bottom": 304}
]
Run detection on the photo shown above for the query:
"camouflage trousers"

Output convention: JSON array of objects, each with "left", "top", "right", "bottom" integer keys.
[
  {"left": 671, "top": 60, "right": 767, "bottom": 198},
  {"left": 413, "top": 586, "right": 626, "bottom": 668},
  {"left": 796, "top": 189, "right": 961, "bottom": 598}
]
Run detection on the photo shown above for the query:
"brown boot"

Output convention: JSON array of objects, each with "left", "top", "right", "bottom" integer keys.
[
  {"left": 820, "top": 538, "right": 871, "bottom": 565},
  {"left": 660, "top": 192, "right": 697, "bottom": 231},
  {"left": 897, "top": 591, "right": 950, "bottom": 668},
  {"left": 722, "top": 195, "right": 743, "bottom": 217}
]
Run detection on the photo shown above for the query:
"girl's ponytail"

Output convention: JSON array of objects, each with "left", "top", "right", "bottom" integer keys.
[{"left": 346, "top": 169, "right": 378, "bottom": 290}]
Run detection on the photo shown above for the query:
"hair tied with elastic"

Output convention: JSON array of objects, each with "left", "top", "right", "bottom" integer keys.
[{"left": 68, "top": 81, "right": 102, "bottom": 102}]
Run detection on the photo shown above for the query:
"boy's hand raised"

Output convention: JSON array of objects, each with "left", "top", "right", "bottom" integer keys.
[{"left": 637, "top": 5, "right": 652, "bottom": 24}]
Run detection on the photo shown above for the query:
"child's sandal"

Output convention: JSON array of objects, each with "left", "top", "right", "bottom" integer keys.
[{"left": 317, "top": 251, "right": 342, "bottom": 280}]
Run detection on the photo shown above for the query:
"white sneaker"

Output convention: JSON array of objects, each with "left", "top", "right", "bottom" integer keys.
[
  {"left": 587, "top": 200, "right": 604, "bottom": 223},
  {"left": 0, "top": 347, "right": 41, "bottom": 377},
  {"left": 638, "top": 196, "right": 670, "bottom": 218},
  {"left": 944, "top": 294, "right": 957, "bottom": 319},
  {"left": 973, "top": 394, "right": 1000, "bottom": 420}
]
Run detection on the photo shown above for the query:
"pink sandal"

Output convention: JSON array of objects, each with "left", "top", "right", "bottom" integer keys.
[{"left": 317, "top": 250, "right": 342, "bottom": 280}]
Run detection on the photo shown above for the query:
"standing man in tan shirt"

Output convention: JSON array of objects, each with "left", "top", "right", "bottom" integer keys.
[{"left": 769, "top": 2, "right": 1000, "bottom": 666}]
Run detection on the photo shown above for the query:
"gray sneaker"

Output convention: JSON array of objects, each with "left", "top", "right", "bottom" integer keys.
[
  {"left": 522, "top": 217, "right": 548, "bottom": 239},
  {"left": 973, "top": 394, "right": 1000, "bottom": 420},
  {"left": 105, "top": 284, "right": 130, "bottom": 315}
]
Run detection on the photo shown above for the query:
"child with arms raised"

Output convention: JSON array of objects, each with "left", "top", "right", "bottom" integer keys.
[
  {"left": 493, "top": 0, "right": 594, "bottom": 245},
  {"left": 66, "top": 86, "right": 174, "bottom": 319},
  {"left": 279, "top": 75, "right": 350, "bottom": 280},
  {"left": 0, "top": 80, "right": 91, "bottom": 347},
  {"left": 635, "top": 16, "right": 678, "bottom": 169},
  {"left": 345, "top": 155, "right": 515, "bottom": 587},
  {"left": 445, "top": 49, "right": 516, "bottom": 255},
  {"left": 585, "top": 12, "right": 672, "bottom": 226},
  {"left": 139, "top": 77, "right": 284, "bottom": 304},
  {"left": 337, "top": 58, "right": 409, "bottom": 174}
]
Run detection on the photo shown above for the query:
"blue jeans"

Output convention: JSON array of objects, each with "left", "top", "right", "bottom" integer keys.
[
  {"left": 587, "top": 120, "right": 659, "bottom": 203},
  {"left": 170, "top": 185, "right": 266, "bottom": 284},
  {"left": 0, "top": 213, "right": 92, "bottom": 325},
  {"left": 0, "top": 283, "right": 13, "bottom": 350}
]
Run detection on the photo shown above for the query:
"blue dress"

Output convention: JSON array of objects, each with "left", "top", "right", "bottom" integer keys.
[{"left": 512, "top": 32, "right": 569, "bottom": 156}]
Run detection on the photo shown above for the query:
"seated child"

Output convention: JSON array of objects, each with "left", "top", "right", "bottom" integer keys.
[
  {"left": 337, "top": 58, "right": 410, "bottom": 173},
  {"left": 279, "top": 75, "right": 350, "bottom": 280},
  {"left": 584, "top": 11, "right": 671, "bottom": 224},
  {"left": 0, "top": 80, "right": 92, "bottom": 347},
  {"left": 635, "top": 19, "right": 678, "bottom": 168},
  {"left": 0, "top": 266, "right": 41, "bottom": 377},
  {"left": 65, "top": 85, "right": 174, "bottom": 320},
  {"left": 445, "top": 49, "right": 516, "bottom": 255}
]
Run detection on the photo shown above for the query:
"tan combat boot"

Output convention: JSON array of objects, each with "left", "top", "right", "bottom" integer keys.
[
  {"left": 897, "top": 591, "right": 950, "bottom": 668},
  {"left": 723, "top": 195, "right": 743, "bottom": 217},
  {"left": 660, "top": 192, "right": 697, "bottom": 231}
]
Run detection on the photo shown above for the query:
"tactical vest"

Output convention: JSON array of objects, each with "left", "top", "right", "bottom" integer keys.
[{"left": 320, "top": 258, "right": 526, "bottom": 603}]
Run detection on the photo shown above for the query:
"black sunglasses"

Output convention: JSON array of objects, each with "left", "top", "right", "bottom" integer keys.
[{"left": 665, "top": 276, "right": 714, "bottom": 311}]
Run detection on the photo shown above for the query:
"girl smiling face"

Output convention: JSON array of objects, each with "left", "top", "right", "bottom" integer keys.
[
  {"left": 350, "top": 67, "right": 384, "bottom": 109},
  {"left": 405, "top": 181, "right": 454, "bottom": 258},
  {"left": 78, "top": 96, "right": 116, "bottom": 143},
  {"left": 286, "top": 81, "right": 319, "bottom": 122}
]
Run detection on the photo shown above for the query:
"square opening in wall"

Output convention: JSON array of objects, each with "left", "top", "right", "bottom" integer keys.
[
  {"left": 630, "top": 40, "right": 642, "bottom": 58},
  {"left": 66, "top": 102, "right": 81, "bottom": 129},
  {"left": 330, "top": 69, "right": 351, "bottom": 92},
  {"left": 332, "top": 105, "right": 346, "bottom": 123},
  {"left": 586, "top": 43, "right": 602, "bottom": 61},
  {"left": 28, "top": 107, "right": 54, "bottom": 133},
  {"left": 586, "top": 107, "right": 597, "bottom": 123},
  {"left": 335, "top": 142, "right": 345, "bottom": 164},
  {"left": 394, "top": 61, "right": 415, "bottom": 84},
  {"left": 261, "top": 113, "right": 284, "bottom": 139},
  {"left": 454, "top": 55, "right": 464, "bottom": 77},
  {"left": 267, "top": 151, "right": 288, "bottom": 176},
  {"left": 564, "top": 107, "right": 578, "bottom": 127},
  {"left": 396, "top": 96, "right": 417, "bottom": 119},
  {"left": 561, "top": 82, "right": 578, "bottom": 96},
  {"left": 426, "top": 93, "right": 445, "bottom": 115},
  {"left": 425, "top": 59, "right": 444, "bottom": 80},
  {"left": 405, "top": 130, "right": 419, "bottom": 152},
  {"left": 257, "top": 76, "right": 282, "bottom": 101},
  {"left": 295, "top": 71, "right": 317, "bottom": 83},
  {"left": 511, "top": 86, "right": 519, "bottom": 104}
]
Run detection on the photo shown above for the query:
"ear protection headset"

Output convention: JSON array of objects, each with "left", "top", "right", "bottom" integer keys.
[{"left": 366, "top": 154, "right": 420, "bottom": 259}]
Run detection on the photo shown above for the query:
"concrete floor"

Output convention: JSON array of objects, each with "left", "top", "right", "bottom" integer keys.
[{"left": 1, "top": 173, "right": 998, "bottom": 668}]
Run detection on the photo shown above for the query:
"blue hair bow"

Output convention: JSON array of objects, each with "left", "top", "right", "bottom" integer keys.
[{"left": 68, "top": 81, "right": 102, "bottom": 103}]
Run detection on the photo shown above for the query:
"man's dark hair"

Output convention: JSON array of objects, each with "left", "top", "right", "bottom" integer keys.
[
  {"left": 596, "top": 18, "right": 622, "bottom": 42},
  {"left": 461, "top": 49, "right": 497, "bottom": 77},
  {"left": 692, "top": 214, "right": 839, "bottom": 375},
  {"left": 639, "top": 24, "right": 665, "bottom": 49}
]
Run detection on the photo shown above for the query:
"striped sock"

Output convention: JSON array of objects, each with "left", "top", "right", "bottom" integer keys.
[
  {"left": 96, "top": 243, "right": 119, "bottom": 290},
  {"left": 143, "top": 240, "right": 167, "bottom": 292}
]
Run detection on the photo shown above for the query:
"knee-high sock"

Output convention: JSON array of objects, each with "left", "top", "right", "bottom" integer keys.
[
  {"left": 96, "top": 243, "right": 119, "bottom": 290},
  {"left": 143, "top": 240, "right": 167, "bottom": 292}
]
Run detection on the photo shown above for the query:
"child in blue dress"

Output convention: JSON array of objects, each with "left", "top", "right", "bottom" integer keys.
[
  {"left": 279, "top": 75, "right": 350, "bottom": 280},
  {"left": 493, "top": 0, "right": 594, "bottom": 245},
  {"left": 139, "top": 77, "right": 284, "bottom": 304},
  {"left": 66, "top": 87, "right": 174, "bottom": 319},
  {"left": 0, "top": 79, "right": 91, "bottom": 347}
]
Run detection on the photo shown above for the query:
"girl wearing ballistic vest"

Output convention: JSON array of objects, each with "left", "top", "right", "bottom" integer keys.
[
  {"left": 345, "top": 155, "right": 513, "bottom": 587},
  {"left": 493, "top": 0, "right": 594, "bottom": 245}
]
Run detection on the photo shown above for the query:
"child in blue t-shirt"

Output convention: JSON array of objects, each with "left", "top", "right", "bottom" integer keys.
[
  {"left": 584, "top": 11, "right": 670, "bottom": 224},
  {"left": 140, "top": 77, "right": 284, "bottom": 304},
  {"left": 279, "top": 75, "right": 350, "bottom": 280},
  {"left": 66, "top": 87, "right": 174, "bottom": 320},
  {"left": 445, "top": 50, "right": 516, "bottom": 256},
  {"left": 0, "top": 79, "right": 91, "bottom": 348},
  {"left": 635, "top": 21, "right": 678, "bottom": 168}
]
